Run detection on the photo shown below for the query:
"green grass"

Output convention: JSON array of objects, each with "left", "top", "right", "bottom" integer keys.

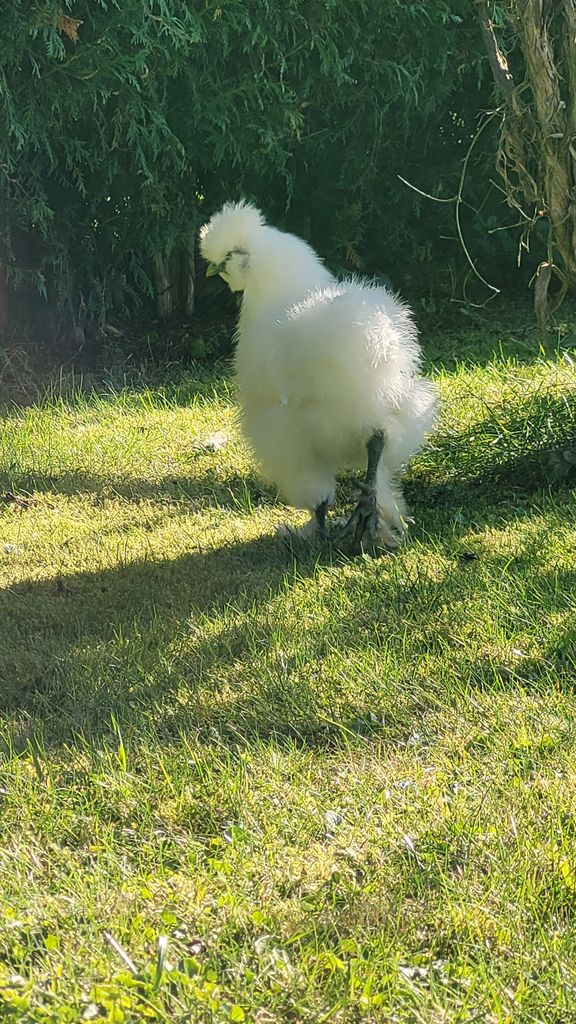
[{"left": 1, "top": 316, "right": 576, "bottom": 1023}]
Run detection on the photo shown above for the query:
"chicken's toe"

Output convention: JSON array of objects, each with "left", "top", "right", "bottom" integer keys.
[
  {"left": 340, "top": 483, "right": 410, "bottom": 553},
  {"left": 275, "top": 517, "right": 318, "bottom": 541}
]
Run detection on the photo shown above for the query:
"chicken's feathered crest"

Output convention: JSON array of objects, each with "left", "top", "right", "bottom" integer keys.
[{"left": 199, "top": 201, "right": 266, "bottom": 264}]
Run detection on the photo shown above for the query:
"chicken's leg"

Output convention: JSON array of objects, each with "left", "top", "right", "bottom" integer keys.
[
  {"left": 340, "top": 430, "right": 384, "bottom": 551},
  {"left": 314, "top": 498, "right": 329, "bottom": 540},
  {"left": 341, "top": 430, "right": 410, "bottom": 552}
]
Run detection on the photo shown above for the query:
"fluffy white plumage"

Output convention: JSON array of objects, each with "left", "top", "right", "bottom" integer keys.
[{"left": 199, "top": 200, "right": 438, "bottom": 547}]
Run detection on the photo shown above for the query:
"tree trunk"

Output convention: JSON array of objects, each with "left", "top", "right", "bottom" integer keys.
[
  {"left": 0, "top": 262, "right": 7, "bottom": 343},
  {"left": 153, "top": 250, "right": 173, "bottom": 319},
  {"left": 184, "top": 234, "right": 195, "bottom": 316},
  {"left": 476, "top": 0, "right": 576, "bottom": 327}
]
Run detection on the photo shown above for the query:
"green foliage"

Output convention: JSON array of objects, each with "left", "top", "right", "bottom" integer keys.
[{"left": 1, "top": 1, "right": 509, "bottom": 345}]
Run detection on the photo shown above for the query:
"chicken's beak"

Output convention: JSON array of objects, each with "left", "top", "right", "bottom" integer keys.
[{"left": 206, "top": 262, "right": 219, "bottom": 278}]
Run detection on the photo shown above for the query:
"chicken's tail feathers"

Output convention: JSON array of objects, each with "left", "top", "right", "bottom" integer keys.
[{"left": 411, "top": 376, "right": 439, "bottom": 431}]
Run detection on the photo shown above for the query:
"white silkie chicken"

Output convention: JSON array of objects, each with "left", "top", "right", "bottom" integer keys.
[{"left": 199, "top": 201, "right": 437, "bottom": 550}]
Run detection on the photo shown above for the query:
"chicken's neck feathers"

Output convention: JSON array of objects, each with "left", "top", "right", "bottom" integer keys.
[{"left": 239, "top": 268, "right": 334, "bottom": 329}]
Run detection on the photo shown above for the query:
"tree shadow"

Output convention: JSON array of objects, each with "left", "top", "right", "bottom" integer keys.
[
  {"left": 1, "top": 480, "right": 573, "bottom": 757},
  {"left": 0, "top": 462, "right": 276, "bottom": 514},
  {"left": 0, "top": 362, "right": 236, "bottom": 413},
  {"left": 0, "top": 532, "right": 350, "bottom": 747},
  {"left": 1, "top": 373, "right": 574, "bottom": 755}
]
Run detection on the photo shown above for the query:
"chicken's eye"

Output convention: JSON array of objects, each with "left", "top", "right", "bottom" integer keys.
[
  {"left": 220, "top": 251, "right": 237, "bottom": 271},
  {"left": 213, "top": 254, "right": 231, "bottom": 274}
]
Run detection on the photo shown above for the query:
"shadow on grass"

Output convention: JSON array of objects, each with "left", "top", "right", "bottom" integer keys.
[
  {"left": 0, "top": 361, "right": 236, "bottom": 413},
  {"left": 1, "top": 483, "right": 574, "bottom": 755},
  {"left": 0, "top": 463, "right": 273, "bottom": 514},
  {"left": 0, "top": 534, "right": 339, "bottom": 744},
  {"left": 1, "top": 379, "right": 574, "bottom": 753}
]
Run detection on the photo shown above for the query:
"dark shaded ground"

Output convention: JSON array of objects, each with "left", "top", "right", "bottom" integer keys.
[{"left": 1, "top": 436, "right": 574, "bottom": 753}]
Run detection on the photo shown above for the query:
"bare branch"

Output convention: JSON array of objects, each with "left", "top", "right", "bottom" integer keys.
[
  {"left": 475, "top": 0, "right": 516, "bottom": 107},
  {"left": 399, "top": 111, "right": 501, "bottom": 302},
  {"left": 396, "top": 175, "right": 454, "bottom": 203}
]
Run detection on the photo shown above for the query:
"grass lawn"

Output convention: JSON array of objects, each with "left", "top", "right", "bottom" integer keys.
[{"left": 1, "top": 309, "right": 576, "bottom": 1022}]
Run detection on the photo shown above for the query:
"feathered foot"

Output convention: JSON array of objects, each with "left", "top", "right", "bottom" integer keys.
[
  {"left": 340, "top": 481, "right": 409, "bottom": 552},
  {"left": 340, "top": 479, "right": 379, "bottom": 550},
  {"left": 340, "top": 430, "right": 411, "bottom": 553}
]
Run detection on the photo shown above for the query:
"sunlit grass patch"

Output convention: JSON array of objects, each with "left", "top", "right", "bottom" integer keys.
[{"left": 0, "top": 326, "right": 575, "bottom": 1022}]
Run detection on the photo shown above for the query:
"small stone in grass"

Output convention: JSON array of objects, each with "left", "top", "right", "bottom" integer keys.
[
  {"left": 187, "top": 939, "right": 207, "bottom": 957},
  {"left": 81, "top": 1005, "right": 103, "bottom": 1021},
  {"left": 192, "top": 432, "right": 228, "bottom": 452},
  {"left": 325, "top": 810, "right": 343, "bottom": 830},
  {"left": 399, "top": 963, "right": 429, "bottom": 983}
]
